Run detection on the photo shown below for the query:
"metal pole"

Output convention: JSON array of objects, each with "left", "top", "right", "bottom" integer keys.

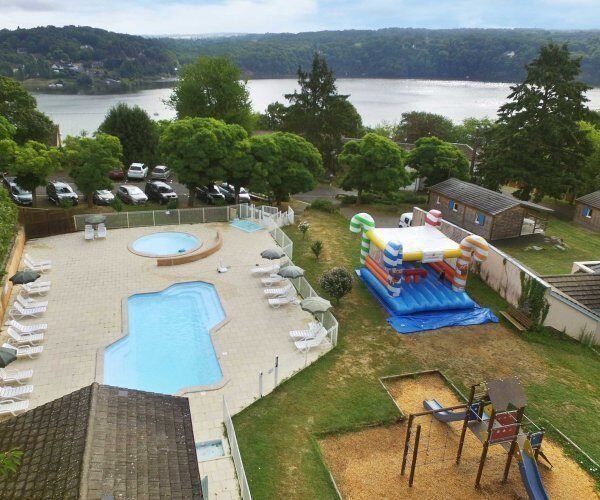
[
  {"left": 274, "top": 355, "right": 279, "bottom": 387},
  {"left": 126, "top": 211, "right": 130, "bottom": 228},
  {"left": 409, "top": 424, "right": 422, "bottom": 487},
  {"left": 258, "top": 371, "right": 263, "bottom": 398},
  {"left": 401, "top": 414, "right": 414, "bottom": 475},
  {"left": 152, "top": 210, "right": 156, "bottom": 226},
  {"left": 178, "top": 209, "right": 181, "bottom": 225}
]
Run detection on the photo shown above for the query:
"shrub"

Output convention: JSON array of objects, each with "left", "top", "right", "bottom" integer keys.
[
  {"left": 58, "top": 198, "right": 73, "bottom": 209},
  {"left": 0, "top": 448, "right": 23, "bottom": 478},
  {"left": 110, "top": 197, "right": 124, "bottom": 212},
  {"left": 298, "top": 221, "right": 310, "bottom": 239},
  {"left": 166, "top": 198, "right": 179, "bottom": 210},
  {"left": 310, "top": 199, "right": 336, "bottom": 213},
  {"left": 0, "top": 189, "right": 17, "bottom": 272},
  {"left": 311, "top": 240, "right": 324, "bottom": 260},
  {"left": 319, "top": 267, "right": 353, "bottom": 303}
]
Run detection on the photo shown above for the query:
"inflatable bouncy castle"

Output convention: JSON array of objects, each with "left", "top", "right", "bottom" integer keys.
[{"left": 350, "top": 210, "right": 498, "bottom": 333}]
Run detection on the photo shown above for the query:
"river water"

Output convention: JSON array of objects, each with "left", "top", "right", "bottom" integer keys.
[{"left": 33, "top": 78, "right": 600, "bottom": 138}]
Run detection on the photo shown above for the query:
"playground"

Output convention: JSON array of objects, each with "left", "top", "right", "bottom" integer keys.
[{"left": 319, "top": 372, "right": 597, "bottom": 499}]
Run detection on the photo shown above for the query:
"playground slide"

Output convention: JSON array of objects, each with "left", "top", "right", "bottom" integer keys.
[
  {"left": 518, "top": 438, "right": 550, "bottom": 500},
  {"left": 423, "top": 399, "right": 467, "bottom": 423}
]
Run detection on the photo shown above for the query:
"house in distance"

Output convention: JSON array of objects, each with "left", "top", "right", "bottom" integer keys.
[{"left": 574, "top": 190, "right": 600, "bottom": 232}]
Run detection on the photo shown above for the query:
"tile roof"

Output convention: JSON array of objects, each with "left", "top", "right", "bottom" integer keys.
[
  {"left": 576, "top": 190, "right": 600, "bottom": 209},
  {"left": 0, "top": 383, "right": 202, "bottom": 499},
  {"left": 428, "top": 178, "right": 551, "bottom": 215},
  {"left": 543, "top": 274, "right": 600, "bottom": 314}
]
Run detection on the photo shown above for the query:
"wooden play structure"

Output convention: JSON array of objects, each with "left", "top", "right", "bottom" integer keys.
[{"left": 401, "top": 377, "right": 551, "bottom": 500}]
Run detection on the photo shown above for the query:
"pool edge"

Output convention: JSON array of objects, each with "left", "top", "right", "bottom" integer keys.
[{"left": 127, "top": 231, "right": 204, "bottom": 258}]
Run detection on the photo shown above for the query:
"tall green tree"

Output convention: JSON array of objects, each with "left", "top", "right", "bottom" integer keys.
[
  {"left": 479, "top": 43, "right": 592, "bottom": 200},
  {"left": 10, "top": 141, "right": 61, "bottom": 207},
  {"left": 283, "top": 53, "right": 362, "bottom": 172},
  {"left": 453, "top": 117, "right": 495, "bottom": 174},
  {"left": 577, "top": 121, "right": 600, "bottom": 196},
  {"left": 64, "top": 134, "right": 123, "bottom": 208},
  {"left": 159, "top": 117, "right": 247, "bottom": 207},
  {"left": 97, "top": 103, "right": 159, "bottom": 169},
  {"left": 0, "top": 77, "right": 54, "bottom": 144},
  {"left": 407, "top": 136, "right": 470, "bottom": 187},
  {"left": 339, "top": 133, "right": 408, "bottom": 204},
  {"left": 0, "top": 116, "right": 16, "bottom": 141},
  {"left": 394, "top": 112, "right": 456, "bottom": 143},
  {"left": 167, "top": 56, "right": 253, "bottom": 132}
]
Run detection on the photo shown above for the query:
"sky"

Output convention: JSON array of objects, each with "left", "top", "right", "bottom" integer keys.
[{"left": 1, "top": 0, "right": 599, "bottom": 35}]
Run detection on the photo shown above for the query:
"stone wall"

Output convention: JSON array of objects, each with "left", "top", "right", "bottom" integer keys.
[{"left": 573, "top": 202, "right": 600, "bottom": 232}]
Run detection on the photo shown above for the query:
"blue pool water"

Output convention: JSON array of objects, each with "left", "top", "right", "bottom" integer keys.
[
  {"left": 130, "top": 232, "right": 201, "bottom": 257},
  {"left": 104, "top": 282, "right": 224, "bottom": 394},
  {"left": 231, "top": 218, "right": 263, "bottom": 232}
]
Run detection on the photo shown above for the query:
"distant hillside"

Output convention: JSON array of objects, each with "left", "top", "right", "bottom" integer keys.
[
  {"left": 163, "top": 28, "right": 600, "bottom": 85},
  {"left": 0, "top": 26, "right": 178, "bottom": 93}
]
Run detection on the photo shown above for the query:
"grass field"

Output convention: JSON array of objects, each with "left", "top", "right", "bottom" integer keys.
[
  {"left": 496, "top": 216, "right": 600, "bottom": 275},
  {"left": 233, "top": 209, "right": 600, "bottom": 499}
]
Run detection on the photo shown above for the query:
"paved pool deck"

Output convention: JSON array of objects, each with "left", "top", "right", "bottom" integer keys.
[{"left": 2, "top": 222, "right": 331, "bottom": 499}]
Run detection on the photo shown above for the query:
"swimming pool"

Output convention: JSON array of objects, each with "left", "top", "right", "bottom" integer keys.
[
  {"left": 103, "top": 282, "right": 224, "bottom": 394},
  {"left": 129, "top": 232, "right": 202, "bottom": 257},
  {"left": 231, "top": 218, "right": 263, "bottom": 232}
]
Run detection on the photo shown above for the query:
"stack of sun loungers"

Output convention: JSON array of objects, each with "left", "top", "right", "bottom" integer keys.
[
  {"left": 0, "top": 253, "right": 53, "bottom": 416},
  {"left": 252, "top": 264, "right": 299, "bottom": 307}
]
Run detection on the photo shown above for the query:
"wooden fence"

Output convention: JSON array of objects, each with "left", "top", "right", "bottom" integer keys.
[{"left": 18, "top": 207, "right": 76, "bottom": 239}]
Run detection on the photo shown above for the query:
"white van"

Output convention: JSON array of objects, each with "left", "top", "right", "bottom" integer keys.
[{"left": 398, "top": 212, "right": 413, "bottom": 228}]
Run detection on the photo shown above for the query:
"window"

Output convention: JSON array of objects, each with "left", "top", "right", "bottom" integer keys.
[
  {"left": 582, "top": 207, "right": 593, "bottom": 218},
  {"left": 475, "top": 213, "right": 486, "bottom": 225},
  {"left": 449, "top": 200, "right": 459, "bottom": 212},
  {"left": 436, "top": 195, "right": 440, "bottom": 205}
]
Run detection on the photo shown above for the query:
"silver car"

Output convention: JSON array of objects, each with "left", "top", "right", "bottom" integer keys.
[{"left": 150, "top": 165, "right": 171, "bottom": 180}]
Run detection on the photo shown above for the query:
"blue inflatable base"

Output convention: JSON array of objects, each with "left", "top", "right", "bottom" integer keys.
[{"left": 357, "top": 266, "right": 499, "bottom": 334}]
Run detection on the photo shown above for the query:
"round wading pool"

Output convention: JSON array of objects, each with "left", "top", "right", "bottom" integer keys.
[{"left": 129, "top": 232, "right": 202, "bottom": 258}]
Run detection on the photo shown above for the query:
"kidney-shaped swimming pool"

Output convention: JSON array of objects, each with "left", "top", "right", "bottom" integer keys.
[{"left": 104, "top": 281, "right": 224, "bottom": 394}]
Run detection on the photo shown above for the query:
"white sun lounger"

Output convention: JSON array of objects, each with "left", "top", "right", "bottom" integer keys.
[
  {"left": 5, "top": 320, "right": 47, "bottom": 334},
  {"left": 252, "top": 263, "right": 280, "bottom": 275},
  {"left": 0, "top": 368, "right": 33, "bottom": 385},
  {"left": 294, "top": 328, "right": 330, "bottom": 353},
  {"left": 97, "top": 223, "right": 107, "bottom": 239},
  {"left": 8, "top": 302, "right": 46, "bottom": 319},
  {"left": 24, "top": 254, "right": 51, "bottom": 273},
  {"left": 7, "top": 327, "right": 44, "bottom": 346},
  {"left": 263, "top": 282, "right": 294, "bottom": 297},
  {"left": 0, "top": 400, "right": 29, "bottom": 416},
  {"left": 268, "top": 291, "right": 298, "bottom": 308},
  {"left": 25, "top": 254, "right": 51, "bottom": 266},
  {"left": 261, "top": 274, "right": 285, "bottom": 286},
  {"left": 21, "top": 281, "right": 51, "bottom": 296},
  {"left": 84, "top": 224, "right": 95, "bottom": 240},
  {"left": 289, "top": 322, "right": 324, "bottom": 340},
  {"left": 2, "top": 343, "right": 43, "bottom": 359},
  {"left": 16, "top": 294, "right": 48, "bottom": 309},
  {"left": 0, "top": 384, "right": 33, "bottom": 400}
]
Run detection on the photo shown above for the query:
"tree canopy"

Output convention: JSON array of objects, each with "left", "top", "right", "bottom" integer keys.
[
  {"left": 98, "top": 103, "right": 159, "bottom": 168},
  {"left": 407, "top": 136, "right": 470, "bottom": 187},
  {"left": 339, "top": 133, "right": 408, "bottom": 203},
  {"left": 0, "top": 76, "right": 54, "bottom": 144},
  {"left": 64, "top": 134, "right": 122, "bottom": 208},
  {"left": 578, "top": 121, "right": 600, "bottom": 196},
  {"left": 167, "top": 56, "right": 253, "bottom": 132},
  {"left": 394, "top": 112, "right": 456, "bottom": 143},
  {"left": 479, "top": 43, "right": 592, "bottom": 200}
]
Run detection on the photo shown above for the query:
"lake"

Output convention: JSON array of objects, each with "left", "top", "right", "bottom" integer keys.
[{"left": 34, "top": 78, "right": 600, "bottom": 138}]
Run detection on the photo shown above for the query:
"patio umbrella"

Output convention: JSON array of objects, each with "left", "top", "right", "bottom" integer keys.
[
  {"left": 9, "top": 270, "right": 40, "bottom": 285},
  {"left": 0, "top": 346, "right": 17, "bottom": 368},
  {"left": 84, "top": 214, "right": 107, "bottom": 225},
  {"left": 260, "top": 248, "right": 286, "bottom": 260},
  {"left": 300, "top": 297, "right": 332, "bottom": 314},
  {"left": 278, "top": 266, "right": 305, "bottom": 279}
]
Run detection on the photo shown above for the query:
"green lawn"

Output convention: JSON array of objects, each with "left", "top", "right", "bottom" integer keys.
[
  {"left": 496, "top": 216, "right": 600, "bottom": 275},
  {"left": 233, "top": 210, "right": 600, "bottom": 499}
]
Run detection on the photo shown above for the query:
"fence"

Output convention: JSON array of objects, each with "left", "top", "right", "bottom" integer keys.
[
  {"left": 269, "top": 226, "right": 294, "bottom": 259},
  {"left": 413, "top": 207, "right": 600, "bottom": 343},
  {"left": 223, "top": 397, "right": 252, "bottom": 500},
  {"left": 19, "top": 207, "right": 76, "bottom": 238}
]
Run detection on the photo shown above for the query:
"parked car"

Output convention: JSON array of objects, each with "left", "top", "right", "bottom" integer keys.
[
  {"left": 219, "top": 183, "right": 251, "bottom": 203},
  {"left": 116, "top": 185, "right": 148, "bottom": 205},
  {"left": 92, "top": 189, "right": 115, "bottom": 205},
  {"left": 108, "top": 168, "right": 125, "bottom": 181},
  {"left": 127, "top": 163, "right": 148, "bottom": 180},
  {"left": 398, "top": 212, "right": 413, "bottom": 228},
  {"left": 46, "top": 181, "right": 79, "bottom": 206},
  {"left": 3, "top": 176, "right": 33, "bottom": 206},
  {"left": 145, "top": 181, "right": 178, "bottom": 204},
  {"left": 150, "top": 165, "right": 171, "bottom": 181},
  {"left": 196, "top": 184, "right": 226, "bottom": 205}
]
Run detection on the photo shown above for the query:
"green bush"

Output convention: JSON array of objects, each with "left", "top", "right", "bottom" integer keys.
[
  {"left": 338, "top": 190, "right": 426, "bottom": 206},
  {"left": 309, "top": 199, "right": 336, "bottom": 213},
  {"left": 166, "top": 198, "right": 179, "bottom": 210},
  {"left": 310, "top": 240, "right": 324, "bottom": 260},
  {"left": 110, "top": 197, "right": 124, "bottom": 212},
  {"left": 318, "top": 267, "right": 353, "bottom": 303},
  {"left": 58, "top": 198, "right": 73, "bottom": 209},
  {"left": 0, "top": 189, "right": 18, "bottom": 274}
]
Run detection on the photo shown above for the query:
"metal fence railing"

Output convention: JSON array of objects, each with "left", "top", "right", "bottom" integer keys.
[
  {"left": 269, "top": 226, "right": 294, "bottom": 258},
  {"left": 223, "top": 397, "right": 252, "bottom": 500}
]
